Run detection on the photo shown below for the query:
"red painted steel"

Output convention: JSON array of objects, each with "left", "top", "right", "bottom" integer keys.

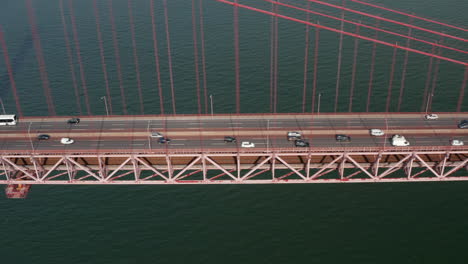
[
  {"left": 59, "top": 0, "right": 81, "bottom": 116},
  {"left": 269, "top": 2, "right": 275, "bottom": 113},
  {"left": 217, "top": 0, "right": 468, "bottom": 66},
  {"left": 366, "top": 21, "right": 378, "bottom": 112},
  {"left": 1, "top": 149, "right": 467, "bottom": 185},
  {"left": 273, "top": 2, "right": 279, "bottom": 113},
  {"left": 385, "top": 46, "right": 397, "bottom": 112},
  {"left": 150, "top": 0, "right": 165, "bottom": 115},
  {"left": 192, "top": 0, "right": 202, "bottom": 114},
  {"left": 163, "top": 0, "right": 177, "bottom": 114},
  {"left": 26, "top": 0, "right": 56, "bottom": 116},
  {"left": 108, "top": 0, "right": 127, "bottom": 114},
  {"left": 397, "top": 28, "right": 412, "bottom": 112},
  {"left": 349, "top": 24, "right": 360, "bottom": 112},
  {"left": 348, "top": 0, "right": 468, "bottom": 32},
  {"left": 92, "top": 0, "right": 113, "bottom": 115},
  {"left": 306, "top": 0, "right": 468, "bottom": 43},
  {"left": 0, "top": 26, "right": 22, "bottom": 116},
  {"left": 457, "top": 67, "right": 468, "bottom": 112},
  {"left": 128, "top": 0, "right": 145, "bottom": 114},
  {"left": 265, "top": 0, "right": 468, "bottom": 55},
  {"left": 334, "top": 8, "right": 345, "bottom": 113},
  {"left": 302, "top": 2, "right": 310, "bottom": 113},
  {"left": 199, "top": 0, "right": 209, "bottom": 114},
  {"left": 311, "top": 27, "right": 319, "bottom": 113},
  {"left": 421, "top": 46, "right": 436, "bottom": 112},
  {"left": 233, "top": 0, "right": 241, "bottom": 113}
]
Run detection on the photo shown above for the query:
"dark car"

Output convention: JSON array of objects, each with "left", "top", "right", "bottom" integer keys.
[
  {"left": 37, "top": 134, "right": 50, "bottom": 140},
  {"left": 336, "top": 134, "right": 351, "bottom": 142},
  {"left": 224, "top": 136, "right": 236, "bottom": 143},
  {"left": 295, "top": 139, "right": 309, "bottom": 147},
  {"left": 458, "top": 120, "right": 468, "bottom": 129},
  {"left": 67, "top": 118, "right": 80, "bottom": 124},
  {"left": 158, "top": 137, "right": 171, "bottom": 144}
]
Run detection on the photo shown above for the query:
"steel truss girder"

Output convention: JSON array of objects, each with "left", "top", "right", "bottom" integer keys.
[{"left": 0, "top": 150, "right": 467, "bottom": 184}]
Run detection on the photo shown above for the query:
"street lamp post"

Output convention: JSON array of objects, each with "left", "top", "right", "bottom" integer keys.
[
  {"left": 317, "top": 93, "right": 322, "bottom": 114},
  {"left": 147, "top": 120, "right": 151, "bottom": 150},
  {"left": 0, "top": 96, "right": 6, "bottom": 115},
  {"left": 210, "top": 94, "right": 213, "bottom": 117},
  {"left": 101, "top": 96, "right": 109, "bottom": 116},
  {"left": 28, "top": 122, "right": 34, "bottom": 151},
  {"left": 425, "top": 93, "right": 433, "bottom": 114},
  {"left": 267, "top": 119, "right": 270, "bottom": 152}
]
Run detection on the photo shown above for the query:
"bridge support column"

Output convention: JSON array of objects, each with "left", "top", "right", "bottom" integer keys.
[
  {"left": 202, "top": 154, "right": 207, "bottom": 181},
  {"left": 97, "top": 156, "right": 107, "bottom": 181},
  {"left": 131, "top": 156, "right": 141, "bottom": 181}
]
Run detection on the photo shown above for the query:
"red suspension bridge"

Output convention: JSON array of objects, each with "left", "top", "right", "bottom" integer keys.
[{"left": 0, "top": 0, "right": 467, "bottom": 197}]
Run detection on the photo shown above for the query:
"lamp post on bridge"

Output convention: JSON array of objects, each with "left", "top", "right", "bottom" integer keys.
[
  {"left": 28, "top": 122, "right": 34, "bottom": 151},
  {"left": 317, "top": 93, "right": 322, "bottom": 114},
  {"left": 0, "top": 96, "right": 6, "bottom": 115},
  {"left": 210, "top": 94, "right": 213, "bottom": 117},
  {"left": 101, "top": 96, "right": 109, "bottom": 116},
  {"left": 425, "top": 93, "right": 434, "bottom": 114}
]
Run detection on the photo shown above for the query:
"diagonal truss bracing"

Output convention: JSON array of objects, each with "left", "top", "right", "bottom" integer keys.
[{"left": 1, "top": 149, "right": 467, "bottom": 184}]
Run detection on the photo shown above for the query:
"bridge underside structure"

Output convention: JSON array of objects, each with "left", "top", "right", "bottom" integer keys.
[{"left": 2, "top": 147, "right": 467, "bottom": 186}]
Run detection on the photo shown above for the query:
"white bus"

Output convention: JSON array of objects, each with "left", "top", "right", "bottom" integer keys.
[{"left": 0, "top": 115, "right": 18, "bottom": 125}]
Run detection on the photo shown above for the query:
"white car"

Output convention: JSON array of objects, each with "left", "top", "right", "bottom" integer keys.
[
  {"left": 60, "top": 137, "right": 74, "bottom": 144},
  {"left": 241, "top": 141, "right": 255, "bottom": 148},
  {"left": 425, "top": 114, "right": 439, "bottom": 120},
  {"left": 287, "top": 131, "right": 302, "bottom": 141},
  {"left": 370, "top": 129, "right": 384, "bottom": 136},
  {"left": 391, "top": 135, "right": 410, "bottom": 146},
  {"left": 150, "top": 132, "right": 163, "bottom": 138},
  {"left": 451, "top": 139, "right": 464, "bottom": 146}
]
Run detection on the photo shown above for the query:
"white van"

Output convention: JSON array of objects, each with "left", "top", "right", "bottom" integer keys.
[
  {"left": 0, "top": 115, "right": 17, "bottom": 125},
  {"left": 391, "top": 135, "right": 410, "bottom": 146}
]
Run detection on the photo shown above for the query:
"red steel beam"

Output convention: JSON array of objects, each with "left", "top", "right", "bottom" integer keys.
[
  {"left": 265, "top": 0, "right": 468, "bottom": 55},
  {"left": 216, "top": 0, "right": 468, "bottom": 66},
  {"left": 306, "top": 0, "right": 467, "bottom": 43},
  {"left": 349, "top": 0, "right": 468, "bottom": 32}
]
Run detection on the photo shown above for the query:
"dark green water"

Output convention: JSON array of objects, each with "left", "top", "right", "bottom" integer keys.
[{"left": 1, "top": 0, "right": 468, "bottom": 263}]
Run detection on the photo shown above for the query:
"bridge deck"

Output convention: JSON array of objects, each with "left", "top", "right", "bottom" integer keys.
[{"left": 0, "top": 113, "right": 467, "bottom": 154}]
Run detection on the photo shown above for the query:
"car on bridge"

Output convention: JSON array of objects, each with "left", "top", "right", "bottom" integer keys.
[
  {"left": 60, "top": 138, "right": 74, "bottom": 144},
  {"left": 158, "top": 137, "right": 171, "bottom": 144},
  {"left": 425, "top": 114, "right": 438, "bottom": 120},
  {"left": 224, "top": 136, "right": 236, "bottom": 143},
  {"left": 241, "top": 142, "right": 255, "bottom": 148},
  {"left": 458, "top": 120, "right": 468, "bottom": 129},
  {"left": 295, "top": 139, "right": 309, "bottom": 147},
  {"left": 451, "top": 139, "right": 464, "bottom": 146},
  {"left": 67, "top": 118, "right": 80, "bottom": 124},
  {"left": 391, "top": 135, "right": 409, "bottom": 146},
  {"left": 370, "top": 129, "right": 384, "bottom": 136},
  {"left": 37, "top": 134, "right": 50, "bottom": 140},
  {"left": 335, "top": 134, "right": 351, "bottom": 142},
  {"left": 150, "top": 132, "right": 163, "bottom": 138},
  {"left": 287, "top": 131, "right": 301, "bottom": 141}
]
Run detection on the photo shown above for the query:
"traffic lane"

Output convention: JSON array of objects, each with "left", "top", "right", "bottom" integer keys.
[
  {"left": 1, "top": 121, "right": 464, "bottom": 136},
  {"left": 0, "top": 116, "right": 465, "bottom": 133},
  {"left": 1, "top": 135, "right": 467, "bottom": 151}
]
